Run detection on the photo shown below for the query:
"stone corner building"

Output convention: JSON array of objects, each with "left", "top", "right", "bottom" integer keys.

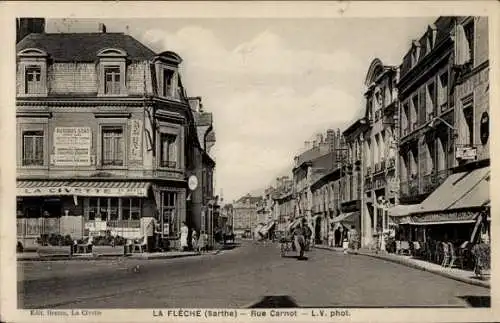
[{"left": 16, "top": 22, "right": 216, "bottom": 249}]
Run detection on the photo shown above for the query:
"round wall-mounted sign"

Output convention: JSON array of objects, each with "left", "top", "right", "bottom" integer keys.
[
  {"left": 188, "top": 175, "right": 198, "bottom": 191},
  {"left": 480, "top": 112, "right": 489, "bottom": 145}
]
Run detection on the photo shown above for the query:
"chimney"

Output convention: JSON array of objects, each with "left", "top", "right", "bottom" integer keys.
[
  {"left": 99, "top": 23, "right": 107, "bottom": 33},
  {"left": 316, "top": 133, "right": 324, "bottom": 145},
  {"left": 16, "top": 18, "right": 45, "bottom": 43}
]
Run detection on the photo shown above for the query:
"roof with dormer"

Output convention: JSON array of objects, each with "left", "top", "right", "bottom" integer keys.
[{"left": 17, "top": 32, "right": 157, "bottom": 62}]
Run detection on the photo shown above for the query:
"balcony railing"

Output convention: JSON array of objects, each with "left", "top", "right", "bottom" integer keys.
[{"left": 160, "top": 160, "right": 177, "bottom": 168}]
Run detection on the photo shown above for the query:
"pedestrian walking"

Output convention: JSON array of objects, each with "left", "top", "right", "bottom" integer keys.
[
  {"left": 146, "top": 217, "right": 157, "bottom": 253},
  {"left": 192, "top": 229, "right": 198, "bottom": 252},
  {"left": 348, "top": 225, "right": 359, "bottom": 253},
  {"left": 180, "top": 222, "right": 189, "bottom": 251},
  {"left": 328, "top": 225, "right": 335, "bottom": 247}
]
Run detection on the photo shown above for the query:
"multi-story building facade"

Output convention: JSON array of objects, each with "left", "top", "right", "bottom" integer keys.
[
  {"left": 232, "top": 194, "right": 262, "bottom": 236},
  {"left": 15, "top": 24, "right": 215, "bottom": 249},
  {"left": 360, "top": 58, "right": 399, "bottom": 248},
  {"left": 292, "top": 130, "right": 340, "bottom": 242},
  {"left": 273, "top": 176, "right": 294, "bottom": 231},
  {"left": 391, "top": 16, "right": 490, "bottom": 244},
  {"left": 397, "top": 17, "right": 456, "bottom": 208}
]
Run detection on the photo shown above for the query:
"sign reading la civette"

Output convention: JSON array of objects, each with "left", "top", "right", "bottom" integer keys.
[
  {"left": 53, "top": 127, "right": 92, "bottom": 166},
  {"left": 17, "top": 185, "right": 149, "bottom": 197}
]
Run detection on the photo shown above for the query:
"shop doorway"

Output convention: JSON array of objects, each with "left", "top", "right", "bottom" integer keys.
[{"left": 315, "top": 217, "right": 322, "bottom": 244}]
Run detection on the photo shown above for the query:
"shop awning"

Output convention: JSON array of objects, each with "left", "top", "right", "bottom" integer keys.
[
  {"left": 259, "top": 221, "right": 276, "bottom": 235},
  {"left": 332, "top": 211, "right": 359, "bottom": 224},
  {"left": 413, "top": 167, "right": 490, "bottom": 214},
  {"left": 17, "top": 180, "right": 151, "bottom": 197},
  {"left": 286, "top": 218, "right": 303, "bottom": 232}
]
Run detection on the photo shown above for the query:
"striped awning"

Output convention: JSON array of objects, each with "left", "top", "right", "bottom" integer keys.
[{"left": 17, "top": 180, "right": 151, "bottom": 197}]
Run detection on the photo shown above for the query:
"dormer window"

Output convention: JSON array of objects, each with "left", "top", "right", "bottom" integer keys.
[
  {"left": 17, "top": 48, "right": 48, "bottom": 97},
  {"left": 97, "top": 48, "right": 127, "bottom": 96},
  {"left": 162, "top": 68, "right": 175, "bottom": 97},
  {"left": 25, "top": 66, "right": 42, "bottom": 94},
  {"left": 154, "top": 52, "right": 183, "bottom": 100},
  {"left": 104, "top": 67, "right": 121, "bottom": 95}
]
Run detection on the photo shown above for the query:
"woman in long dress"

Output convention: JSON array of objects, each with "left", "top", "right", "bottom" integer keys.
[{"left": 180, "top": 222, "right": 189, "bottom": 251}]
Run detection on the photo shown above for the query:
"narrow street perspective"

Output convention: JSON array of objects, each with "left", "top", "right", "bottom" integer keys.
[{"left": 13, "top": 12, "right": 491, "bottom": 313}]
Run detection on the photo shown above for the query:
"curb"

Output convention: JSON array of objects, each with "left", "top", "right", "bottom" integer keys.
[
  {"left": 17, "top": 251, "right": 219, "bottom": 262},
  {"left": 314, "top": 246, "right": 490, "bottom": 289}
]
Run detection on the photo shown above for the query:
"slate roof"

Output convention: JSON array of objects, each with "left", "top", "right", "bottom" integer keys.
[{"left": 17, "top": 33, "right": 156, "bottom": 62}]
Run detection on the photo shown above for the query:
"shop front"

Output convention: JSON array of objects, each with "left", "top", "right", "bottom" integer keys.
[
  {"left": 388, "top": 166, "right": 490, "bottom": 269},
  {"left": 17, "top": 180, "right": 155, "bottom": 248}
]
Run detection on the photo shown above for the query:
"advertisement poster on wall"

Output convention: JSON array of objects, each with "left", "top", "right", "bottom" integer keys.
[{"left": 52, "top": 127, "right": 92, "bottom": 166}]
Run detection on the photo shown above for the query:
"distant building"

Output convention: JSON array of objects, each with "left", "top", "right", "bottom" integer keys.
[{"left": 232, "top": 194, "right": 262, "bottom": 236}]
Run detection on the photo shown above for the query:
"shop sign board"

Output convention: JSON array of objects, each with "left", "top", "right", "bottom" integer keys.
[
  {"left": 53, "top": 127, "right": 92, "bottom": 166},
  {"left": 129, "top": 119, "right": 143, "bottom": 161},
  {"left": 18, "top": 186, "right": 149, "bottom": 197}
]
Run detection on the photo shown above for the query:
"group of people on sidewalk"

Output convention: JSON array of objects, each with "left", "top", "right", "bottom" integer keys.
[
  {"left": 327, "top": 224, "right": 359, "bottom": 254},
  {"left": 145, "top": 219, "right": 209, "bottom": 253}
]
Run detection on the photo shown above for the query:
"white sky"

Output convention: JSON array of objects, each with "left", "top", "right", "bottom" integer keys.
[{"left": 47, "top": 17, "right": 437, "bottom": 202}]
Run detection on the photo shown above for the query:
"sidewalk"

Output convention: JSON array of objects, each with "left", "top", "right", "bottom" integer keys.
[
  {"left": 314, "top": 244, "right": 490, "bottom": 289},
  {"left": 17, "top": 250, "right": 219, "bottom": 261}
]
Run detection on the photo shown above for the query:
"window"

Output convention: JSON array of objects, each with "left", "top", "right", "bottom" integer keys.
[
  {"left": 464, "top": 105, "right": 474, "bottom": 146},
  {"left": 463, "top": 20, "right": 475, "bottom": 65},
  {"left": 25, "top": 66, "right": 42, "bottom": 94},
  {"left": 427, "top": 82, "right": 436, "bottom": 118},
  {"left": 438, "top": 72, "right": 448, "bottom": 111},
  {"left": 102, "top": 126, "right": 124, "bottom": 166},
  {"left": 104, "top": 67, "right": 121, "bottom": 95},
  {"left": 159, "top": 133, "right": 177, "bottom": 168},
  {"left": 22, "top": 130, "right": 44, "bottom": 166},
  {"left": 163, "top": 69, "right": 175, "bottom": 97}
]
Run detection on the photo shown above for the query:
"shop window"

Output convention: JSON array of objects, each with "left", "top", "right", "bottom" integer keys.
[
  {"left": 22, "top": 130, "right": 44, "bottom": 166},
  {"left": 109, "top": 198, "right": 119, "bottom": 221},
  {"left": 122, "top": 198, "right": 142, "bottom": 220},
  {"left": 161, "top": 192, "right": 177, "bottom": 236},
  {"left": 159, "top": 133, "right": 177, "bottom": 168},
  {"left": 104, "top": 66, "right": 121, "bottom": 95},
  {"left": 102, "top": 126, "right": 124, "bottom": 166},
  {"left": 88, "top": 198, "right": 98, "bottom": 220},
  {"left": 25, "top": 65, "right": 42, "bottom": 94},
  {"left": 99, "top": 200, "right": 109, "bottom": 221}
]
